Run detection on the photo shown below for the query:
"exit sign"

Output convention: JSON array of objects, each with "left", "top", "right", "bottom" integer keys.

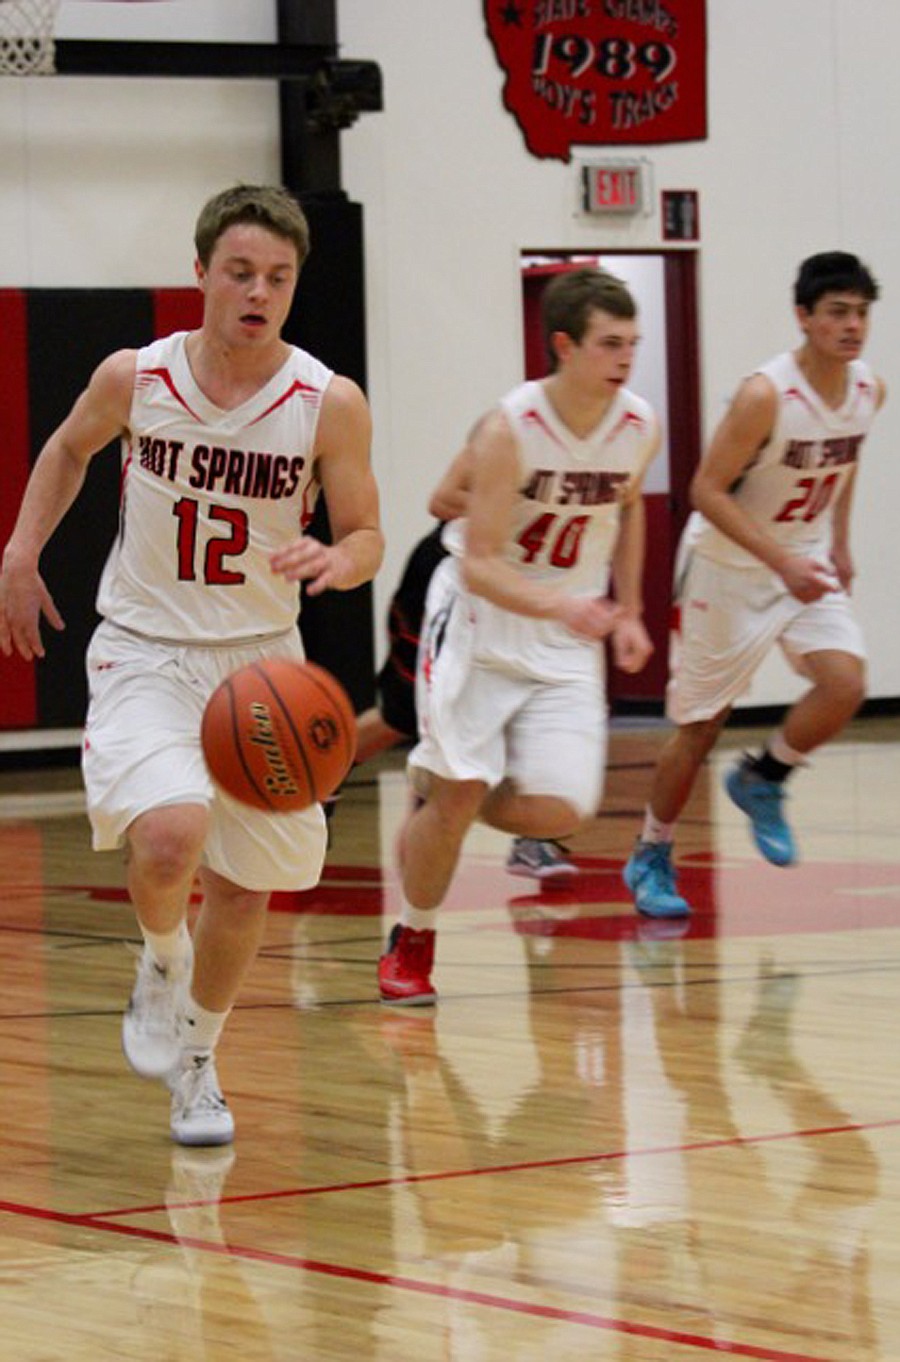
[{"left": 581, "top": 161, "right": 643, "bottom": 215}]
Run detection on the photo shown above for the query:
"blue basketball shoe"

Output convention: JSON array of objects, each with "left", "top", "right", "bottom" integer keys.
[
  {"left": 623, "top": 840, "right": 690, "bottom": 919},
  {"left": 724, "top": 760, "right": 796, "bottom": 867}
]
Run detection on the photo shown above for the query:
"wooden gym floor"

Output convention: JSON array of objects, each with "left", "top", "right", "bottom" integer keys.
[{"left": 1, "top": 715, "right": 899, "bottom": 1360}]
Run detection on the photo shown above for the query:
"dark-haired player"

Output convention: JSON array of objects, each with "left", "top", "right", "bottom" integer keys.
[{"left": 624, "top": 252, "right": 885, "bottom": 919}]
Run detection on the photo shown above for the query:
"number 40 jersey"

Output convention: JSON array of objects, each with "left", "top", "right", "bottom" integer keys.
[
  {"left": 96, "top": 331, "right": 332, "bottom": 643},
  {"left": 443, "top": 377, "right": 658, "bottom": 597},
  {"left": 439, "top": 377, "right": 659, "bottom": 680}
]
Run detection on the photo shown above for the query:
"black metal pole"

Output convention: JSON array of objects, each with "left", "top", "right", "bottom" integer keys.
[
  {"left": 276, "top": 0, "right": 379, "bottom": 710},
  {"left": 277, "top": 0, "right": 341, "bottom": 197}
]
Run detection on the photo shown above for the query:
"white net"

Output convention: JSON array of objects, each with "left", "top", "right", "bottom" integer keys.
[{"left": 0, "top": 0, "right": 62, "bottom": 76}]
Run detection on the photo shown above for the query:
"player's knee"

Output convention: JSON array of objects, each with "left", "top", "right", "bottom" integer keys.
[
  {"left": 485, "top": 791, "right": 582, "bottom": 838},
  {"left": 201, "top": 873, "right": 269, "bottom": 922},
  {"left": 538, "top": 800, "right": 582, "bottom": 838},
  {"left": 832, "top": 669, "right": 866, "bottom": 717},
  {"left": 127, "top": 804, "right": 208, "bottom": 885},
  {"left": 427, "top": 780, "right": 488, "bottom": 838},
  {"left": 818, "top": 657, "right": 867, "bottom": 717}
]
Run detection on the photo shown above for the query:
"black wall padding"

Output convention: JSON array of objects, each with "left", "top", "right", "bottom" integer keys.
[
  {"left": 28, "top": 289, "right": 152, "bottom": 728},
  {"left": 287, "top": 195, "right": 375, "bottom": 714}
]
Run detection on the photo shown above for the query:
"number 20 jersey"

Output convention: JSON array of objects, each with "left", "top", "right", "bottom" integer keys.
[
  {"left": 693, "top": 351, "right": 879, "bottom": 570},
  {"left": 95, "top": 331, "right": 332, "bottom": 643}
]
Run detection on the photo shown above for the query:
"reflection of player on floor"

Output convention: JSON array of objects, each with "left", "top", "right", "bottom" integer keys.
[
  {"left": 624, "top": 252, "right": 885, "bottom": 920},
  {"left": 355, "top": 451, "right": 578, "bottom": 883},
  {"left": 379, "top": 267, "right": 660, "bottom": 1004},
  {"left": 0, "top": 185, "right": 382, "bottom": 1144}
]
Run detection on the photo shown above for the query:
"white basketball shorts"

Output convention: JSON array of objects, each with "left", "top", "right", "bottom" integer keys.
[
  {"left": 409, "top": 564, "right": 606, "bottom": 819},
  {"left": 667, "top": 553, "right": 866, "bottom": 725},
  {"left": 82, "top": 620, "right": 327, "bottom": 893}
]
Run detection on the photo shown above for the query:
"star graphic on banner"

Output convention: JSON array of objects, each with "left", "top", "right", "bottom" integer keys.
[{"left": 498, "top": 0, "right": 524, "bottom": 26}]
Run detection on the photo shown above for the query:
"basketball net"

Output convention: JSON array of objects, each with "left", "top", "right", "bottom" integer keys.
[{"left": 0, "top": 0, "right": 62, "bottom": 76}]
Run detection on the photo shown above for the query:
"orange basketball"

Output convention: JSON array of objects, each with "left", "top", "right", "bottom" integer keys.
[{"left": 200, "top": 659, "right": 356, "bottom": 813}]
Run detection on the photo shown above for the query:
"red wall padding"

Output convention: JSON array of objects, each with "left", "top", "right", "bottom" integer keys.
[
  {"left": 0, "top": 290, "right": 38, "bottom": 726},
  {"left": 153, "top": 287, "right": 203, "bottom": 337}
]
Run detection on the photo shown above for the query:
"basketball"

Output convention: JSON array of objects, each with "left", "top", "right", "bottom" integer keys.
[{"left": 200, "top": 659, "right": 356, "bottom": 813}]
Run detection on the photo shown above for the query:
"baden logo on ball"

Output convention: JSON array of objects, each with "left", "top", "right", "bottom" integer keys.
[{"left": 247, "top": 700, "right": 302, "bottom": 801}]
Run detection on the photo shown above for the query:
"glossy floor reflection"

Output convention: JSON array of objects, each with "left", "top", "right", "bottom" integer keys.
[{"left": 1, "top": 718, "right": 899, "bottom": 1359}]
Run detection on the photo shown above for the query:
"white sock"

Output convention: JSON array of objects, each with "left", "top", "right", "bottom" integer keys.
[
  {"left": 141, "top": 921, "right": 192, "bottom": 972},
  {"left": 400, "top": 904, "right": 436, "bottom": 932},
  {"left": 768, "top": 730, "right": 808, "bottom": 767},
  {"left": 641, "top": 807, "right": 676, "bottom": 844},
  {"left": 181, "top": 997, "right": 229, "bottom": 1055}
]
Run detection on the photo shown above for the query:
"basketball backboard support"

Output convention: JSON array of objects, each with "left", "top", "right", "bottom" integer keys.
[{"left": 51, "top": 40, "right": 382, "bottom": 134}]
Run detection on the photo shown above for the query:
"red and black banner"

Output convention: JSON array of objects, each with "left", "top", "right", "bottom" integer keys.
[
  {"left": 0, "top": 288, "right": 201, "bottom": 731},
  {"left": 484, "top": 0, "right": 707, "bottom": 161}
]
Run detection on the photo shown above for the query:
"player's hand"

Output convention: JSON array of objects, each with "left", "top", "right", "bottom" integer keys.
[
  {"left": 270, "top": 536, "right": 344, "bottom": 595},
  {"left": 778, "top": 554, "right": 840, "bottom": 603},
  {"left": 830, "top": 546, "right": 855, "bottom": 594},
  {"left": 0, "top": 565, "right": 65, "bottom": 661},
  {"left": 557, "top": 594, "right": 622, "bottom": 641},
  {"left": 611, "top": 615, "right": 654, "bottom": 674}
]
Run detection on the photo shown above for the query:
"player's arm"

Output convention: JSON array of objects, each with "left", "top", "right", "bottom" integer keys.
[
  {"left": 691, "top": 374, "right": 836, "bottom": 602},
  {"left": 609, "top": 423, "right": 660, "bottom": 673},
  {"left": 270, "top": 374, "right": 384, "bottom": 594},
  {"left": 833, "top": 375, "right": 890, "bottom": 591},
  {"left": 428, "top": 442, "right": 474, "bottom": 521},
  {"left": 0, "top": 349, "right": 136, "bottom": 660},
  {"left": 461, "top": 411, "right": 619, "bottom": 641}
]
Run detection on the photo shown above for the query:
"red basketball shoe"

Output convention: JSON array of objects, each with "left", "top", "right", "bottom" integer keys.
[{"left": 378, "top": 923, "right": 437, "bottom": 1005}]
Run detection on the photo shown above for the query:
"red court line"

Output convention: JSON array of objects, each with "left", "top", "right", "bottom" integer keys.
[
  {"left": 0, "top": 1198, "right": 832, "bottom": 1361},
  {"left": 94, "top": 1114, "right": 900, "bottom": 1219}
]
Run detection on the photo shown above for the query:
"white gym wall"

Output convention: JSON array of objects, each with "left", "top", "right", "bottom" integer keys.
[{"left": 1, "top": 0, "right": 897, "bottom": 706}]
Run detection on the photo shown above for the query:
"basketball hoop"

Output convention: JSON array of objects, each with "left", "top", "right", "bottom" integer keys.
[{"left": 0, "top": 0, "right": 62, "bottom": 76}]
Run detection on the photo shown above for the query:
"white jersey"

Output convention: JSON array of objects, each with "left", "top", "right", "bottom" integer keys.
[
  {"left": 440, "top": 378, "right": 657, "bottom": 678},
  {"left": 96, "top": 332, "right": 332, "bottom": 643},
  {"left": 693, "top": 351, "right": 879, "bottom": 569}
]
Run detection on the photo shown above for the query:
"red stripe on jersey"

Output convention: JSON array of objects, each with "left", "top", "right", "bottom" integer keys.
[
  {"left": 249, "top": 378, "right": 323, "bottom": 426},
  {"left": 0, "top": 289, "right": 38, "bottom": 725},
  {"left": 605, "top": 409, "right": 648, "bottom": 442},
  {"left": 300, "top": 477, "right": 321, "bottom": 531},
  {"left": 135, "top": 366, "right": 203, "bottom": 422},
  {"left": 520, "top": 406, "right": 566, "bottom": 449},
  {"left": 783, "top": 385, "right": 818, "bottom": 418}
]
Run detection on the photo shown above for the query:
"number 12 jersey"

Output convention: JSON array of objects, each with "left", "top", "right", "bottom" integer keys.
[{"left": 96, "top": 331, "right": 332, "bottom": 643}]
